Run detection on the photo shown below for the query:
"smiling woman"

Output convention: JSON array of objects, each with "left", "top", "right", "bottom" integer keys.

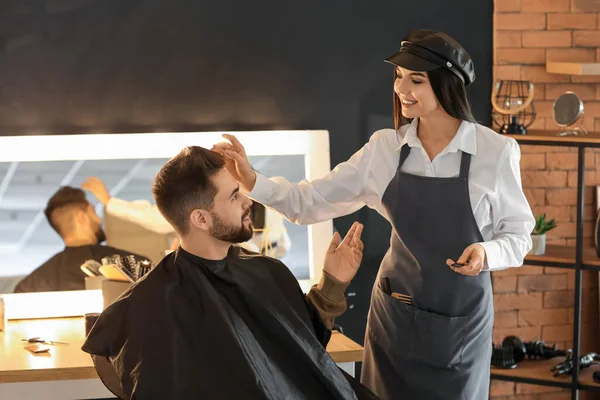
[
  {"left": 391, "top": 67, "right": 475, "bottom": 128},
  {"left": 0, "top": 130, "right": 333, "bottom": 294}
]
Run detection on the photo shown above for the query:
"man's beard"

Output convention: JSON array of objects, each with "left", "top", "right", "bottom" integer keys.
[
  {"left": 94, "top": 225, "right": 107, "bottom": 244},
  {"left": 209, "top": 210, "right": 253, "bottom": 243}
]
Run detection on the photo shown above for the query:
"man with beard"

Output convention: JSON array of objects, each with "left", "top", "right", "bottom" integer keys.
[
  {"left": 14, "top": 186, "right": 147, "bottom": 293},
  {"left": 82, "top": 146, "right": 378, "bottom": 400}
]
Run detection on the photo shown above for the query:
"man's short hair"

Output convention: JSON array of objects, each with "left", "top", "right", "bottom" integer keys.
[
  {"left": 44, "top": 187, "right": 90, "bottom": 237},
  {"left": 152, "top": 146, "right": 226, "bottom": 235}
]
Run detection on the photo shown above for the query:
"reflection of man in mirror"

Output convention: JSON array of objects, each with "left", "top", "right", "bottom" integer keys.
[
  {"left": 13, "top": 187, "right": 146, "bottom": 293},
  {"left": 82, "top": 175, "right": 292, "bottom": 258},
  {"left": 249, "top": 201, "right": 291, "bottom": 258},
  {"left": 81, "top": 146, "right": 375, "bottom": 399}
]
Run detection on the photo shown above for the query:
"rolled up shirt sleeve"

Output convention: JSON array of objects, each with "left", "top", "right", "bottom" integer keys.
[
  {"left": 249, "top": 132, "right": 387, "bottom": 225},
  {"left": 478, "top": 139, "right": 535, "bottom": 271},
  {"left": 305, "top": 271, "right": 350, "bottom": 330}
]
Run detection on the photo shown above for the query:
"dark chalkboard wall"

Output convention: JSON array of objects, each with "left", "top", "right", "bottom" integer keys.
[{"left": 0, "top": 0, "right": 493, "bottom": 347}]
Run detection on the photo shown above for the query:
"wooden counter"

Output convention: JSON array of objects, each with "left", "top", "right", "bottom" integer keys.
[
  {"left": 0, "top": 317, "right": 364, "bottom": 384},
  {"left": 328, "top": 330, "right": 364, "bottom": 363}
]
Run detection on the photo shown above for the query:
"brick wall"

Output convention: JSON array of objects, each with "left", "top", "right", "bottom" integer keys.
[
  {"left": 492, "top": 1, "right": 600, "bottom": 399},
  {"left": 494, "top": 0, "right": 600, "bottom": 131}
]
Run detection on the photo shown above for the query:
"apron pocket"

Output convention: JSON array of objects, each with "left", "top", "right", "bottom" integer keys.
[
  {"left": 408, "top": 308, "right": 468, "bottom": 369},
  {"left": 367, "top": 285, "right": 413, "bottom": 357}
]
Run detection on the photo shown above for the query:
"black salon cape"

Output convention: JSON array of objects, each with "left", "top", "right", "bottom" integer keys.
[
  {"left": 14, "top": 244, "right": 145, "bottom": 293},
  {"left": 82, "top": 247, "right": 378, "bottom": 400}
]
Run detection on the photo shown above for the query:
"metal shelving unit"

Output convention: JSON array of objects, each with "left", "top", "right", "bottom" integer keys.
[{"left": 489, "top": 130, "right": 600, "bottom": 399}]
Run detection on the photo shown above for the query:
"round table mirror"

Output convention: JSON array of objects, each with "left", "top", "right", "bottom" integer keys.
[{"left": 553, "top": 92, "right": 586, "bottom": 136}]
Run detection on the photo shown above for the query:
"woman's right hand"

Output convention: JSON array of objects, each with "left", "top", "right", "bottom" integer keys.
[
  {"left": 211, "top": 134, "right": 257, "bottom": 192},
  {"left": 82, "top": 176, "right": 111, "bottom": 206}
]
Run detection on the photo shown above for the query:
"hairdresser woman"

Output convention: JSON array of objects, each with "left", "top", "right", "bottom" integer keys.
[{"left": 213, "top": 29, "right": 535, "bottom": 400}]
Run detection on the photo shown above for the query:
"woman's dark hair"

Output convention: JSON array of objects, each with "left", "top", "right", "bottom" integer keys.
[{"left": 393, "top": 67, "right": 476, "bottom": 130}]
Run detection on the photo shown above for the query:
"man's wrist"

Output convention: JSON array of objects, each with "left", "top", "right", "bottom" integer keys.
[{"left": 316, "top": 270, "right": 350, "bottom": 302}]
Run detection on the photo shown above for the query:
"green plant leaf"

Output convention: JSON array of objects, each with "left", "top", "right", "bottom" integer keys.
[{"left": 533, "top": 213, "right": 557, "bottom": 235}]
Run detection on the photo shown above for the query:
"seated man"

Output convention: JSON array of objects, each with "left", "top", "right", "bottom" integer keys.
[
  {"left": 82, "top": 147, "right": 377, "bottom": 400},
  {"left": 14, "top": 187, "right": 147, "bottom": 293}
]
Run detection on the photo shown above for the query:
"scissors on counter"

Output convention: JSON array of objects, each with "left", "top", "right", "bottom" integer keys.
[{"left": 21, "top": 337, "right": 68, "bottom": 345}]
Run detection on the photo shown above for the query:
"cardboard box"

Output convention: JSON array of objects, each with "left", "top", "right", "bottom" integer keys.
[
  {"left": 101, "top": 280, "right": 132, "bottom": 309},
  {"left": 85, "top": 276, "right": 132, "bottom": 309}
]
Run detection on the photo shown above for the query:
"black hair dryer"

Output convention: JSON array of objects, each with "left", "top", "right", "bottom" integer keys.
[{"left": 491, "top": 336, "right": 569, "bottom": 369}]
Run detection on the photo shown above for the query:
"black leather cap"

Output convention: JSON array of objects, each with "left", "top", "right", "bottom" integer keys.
[{"left": 385, "top": 29, "right": 475, "bottom": 86}]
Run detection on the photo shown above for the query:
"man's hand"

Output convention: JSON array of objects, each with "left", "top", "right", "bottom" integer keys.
[
  {"left": 323, "top": 222, "right": 364, "bottom": 283},
  {"left": 82, "top": 177, "right": 111, "bottom": 206},
  {"left": 446, "top": 243, "right": 486, "bottom": 276},
  {"left": 211, "top": 134, "right": 257, "bottom": 192}
]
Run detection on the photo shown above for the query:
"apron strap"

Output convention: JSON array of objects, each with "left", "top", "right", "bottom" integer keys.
[
  {"left": 399, "top": 144, "right": 472, "bottom": 179},
  {"left": 398, "top": 144, "right": 411, "bottom": 168},
  {"left": 459, "top": 151, "right": 472, "bottom": 178}
]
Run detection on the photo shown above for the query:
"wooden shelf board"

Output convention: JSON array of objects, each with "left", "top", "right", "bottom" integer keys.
[
  {"left": 547, "top": 61, "right": 600, "bottom": 76},
  {"left": 524, "top": 245, "right": 600, "bottom": 269},
  {"left": 580, "top": 364, "right": 600, "bottom": 390},
  {"left": 491, "top": 358, "right": 570, "bottom": 388},
  {"left": 491, "top": 358, "right": 600, "bottom": 390},
  {"left": 504, "top": 130, "right": 600, "bottom": 146}
]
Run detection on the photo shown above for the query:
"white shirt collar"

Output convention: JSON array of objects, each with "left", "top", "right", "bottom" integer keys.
[{"left": 396, "top": 118, "right": 477, "bottom": 156}]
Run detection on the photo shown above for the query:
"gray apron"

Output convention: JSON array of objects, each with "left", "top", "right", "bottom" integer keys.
[{"left": 361, "top": 145, "right": 493, "bottom": 400}]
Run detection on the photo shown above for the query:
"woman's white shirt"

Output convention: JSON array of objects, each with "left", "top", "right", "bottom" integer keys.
[{"left": 249, "top": 119, "right": 535, "bottom": 271}]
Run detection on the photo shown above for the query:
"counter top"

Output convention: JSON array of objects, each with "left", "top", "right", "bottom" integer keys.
[{"left": 0, "top": 317, "right": 363, "bottom": 384}]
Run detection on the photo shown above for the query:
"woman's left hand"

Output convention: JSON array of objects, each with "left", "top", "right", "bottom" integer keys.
[{"left": 446, "top": 244, "right": 486, "bottom": 276}]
